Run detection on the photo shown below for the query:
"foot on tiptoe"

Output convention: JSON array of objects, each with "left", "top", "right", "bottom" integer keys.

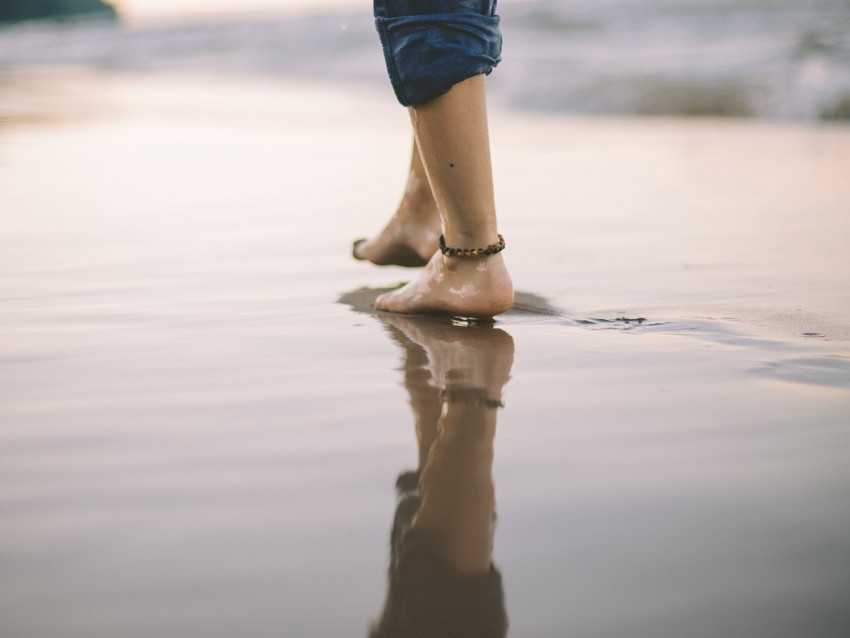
[{"left": 353, "top": 200, "right": 441, "bottom": 267}]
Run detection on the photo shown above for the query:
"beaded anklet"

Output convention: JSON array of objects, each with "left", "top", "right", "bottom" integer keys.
[
  {"left": 439, "top": 234, "right": 505, "bottom": 258},
  {"left": 439, "top": 387, "right": 504, "bottom": 410}
]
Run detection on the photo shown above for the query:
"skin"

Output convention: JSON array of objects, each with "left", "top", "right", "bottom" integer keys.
[
  {"left": 353, "top": 138, "right": 441, "bottom": 267},
  {"left": 360, "top": 74, "right": 514, "bottom": 317},
  {"left": 372, "top": 249, "right": 513, "bottom": 318}
]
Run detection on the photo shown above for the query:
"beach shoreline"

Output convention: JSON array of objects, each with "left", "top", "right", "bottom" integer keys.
[
  {"left": 2, "top": 68, "right": 849, "bottom": 341},
  {"left": 1, "top": 70, "right": 849, "bottom": 637}
]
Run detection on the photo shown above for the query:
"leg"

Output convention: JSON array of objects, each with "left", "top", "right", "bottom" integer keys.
[
  {"left": 353, "top": 137, "right": 441, "bottom": 267},
  {"left": 374, "top": 75, "right": 513, "bottom": 317}
]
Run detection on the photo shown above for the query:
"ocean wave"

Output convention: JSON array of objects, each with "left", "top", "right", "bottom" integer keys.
[{"left": 1, "top": 0, "right": 848, "bottom": 120}]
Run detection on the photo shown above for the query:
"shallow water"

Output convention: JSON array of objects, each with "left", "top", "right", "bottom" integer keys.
[{"left": 1, "top": 74, "right": 850, "bottom": 637}]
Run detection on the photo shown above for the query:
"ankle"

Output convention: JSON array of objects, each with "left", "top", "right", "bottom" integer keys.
[
  {"left": 400, "top": 176, "right": 437, "bottom": 215},
  {"left": 442, "top": 226, "right": 500, "bottom": 248},
  {"left": 438, "top": 233, "right": 505, "bottom": 259},
  {"left": 440, "top": 253, "right": 510, "bottom": 283}
]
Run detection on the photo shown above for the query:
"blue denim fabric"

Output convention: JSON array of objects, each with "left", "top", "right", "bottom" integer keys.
[{"left": 374, "top": 0, "right": 502, "bottom": 106}]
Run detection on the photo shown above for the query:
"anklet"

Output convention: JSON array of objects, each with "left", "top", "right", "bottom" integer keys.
[
  {"left": 439, "top": 234, "right": 505, "bottom": 258},
  {"left": 439, "top": 387, "right": 504, "bottom": 409}
]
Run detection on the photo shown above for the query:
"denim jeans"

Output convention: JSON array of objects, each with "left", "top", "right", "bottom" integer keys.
[{"left": 374, "top": 0, "right": 502, "bottom": 106}]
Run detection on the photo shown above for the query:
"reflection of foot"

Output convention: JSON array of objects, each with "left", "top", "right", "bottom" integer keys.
[
  {"left": 352, "top": 201, "right": 441, "bottom": 267},
  {"left": 374, "top": 251, "right": 513, "bottom": 318},
  {"left": 377, "top": 313, "right": 515, "bottom": 397}
]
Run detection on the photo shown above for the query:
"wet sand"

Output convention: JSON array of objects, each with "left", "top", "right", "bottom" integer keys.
[{"left": 1, "top": 72, "right": 849, "bottom": 637}]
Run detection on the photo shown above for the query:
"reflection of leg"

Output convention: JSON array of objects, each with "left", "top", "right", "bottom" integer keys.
[
  {"left": 413, "top": 404, "right": 497, "bottom": 576},
  {"left": 378, "top": 315, "right": 515, "bottom": 576},
  {"left": 353, "top": 138, "right": 441, "bottom": 267},
  {"left": 374, "top": 76, "right": 513, "bottom": 317}
]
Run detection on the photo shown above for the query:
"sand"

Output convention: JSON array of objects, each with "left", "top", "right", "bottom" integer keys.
[{"left": 1, "top": 71, "right": 849, "bottom": 637}]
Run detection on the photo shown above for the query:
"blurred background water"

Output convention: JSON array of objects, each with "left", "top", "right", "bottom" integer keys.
[{"left": 1, "top": 0, "right": 849, "bottom": 120}]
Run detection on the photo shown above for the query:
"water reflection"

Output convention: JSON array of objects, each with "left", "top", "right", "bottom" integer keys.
[{"left": 344, "top": 299, "right": 514, "bottom": 638}]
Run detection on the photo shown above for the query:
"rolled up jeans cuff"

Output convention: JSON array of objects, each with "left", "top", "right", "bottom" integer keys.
[{"left": 374, "top": 1, "right": 502, "bottom": 106}]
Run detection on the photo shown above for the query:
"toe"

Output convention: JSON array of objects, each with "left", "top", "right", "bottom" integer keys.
[
  {"left": 352, "top": 238, "right": 367, "bottom": 261},
  {"left": 373, "top": 291, "right": 392, "bottom": 312}
]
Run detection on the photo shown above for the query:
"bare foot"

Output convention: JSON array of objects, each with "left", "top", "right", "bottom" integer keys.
[
  {"left": 374, "top": 252, "right": 513, "bottom": 318},
  {"left": 353, "top": 169, "right": 441, "bottom": 267},
  {"left": 353, "top": 204, "right": 440, "bottom": 267}
]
